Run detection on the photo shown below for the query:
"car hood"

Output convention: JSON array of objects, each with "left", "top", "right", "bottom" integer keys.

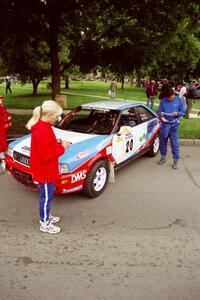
[{"left": 9, "top": 127, "right": 112, "bottom": 172}]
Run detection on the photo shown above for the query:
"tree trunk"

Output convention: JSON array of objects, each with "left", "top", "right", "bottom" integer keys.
[
  {"left": 136, "top": 69, "right": 141, "bottom": 87},
  {"left": 65, "top": 74, "right": 69, "bottom": 89},
  {"left": 49, "top": 7, "right": 60, "bottom": 100},
  {"left": 31, "top": 78, "right": 40, "bottom": 96},
  {"left": 121, "top": 75, "right": 124, "bottom": 89},
  {"left": 130, "top": 75, "right": 134, "bottom": 85}
]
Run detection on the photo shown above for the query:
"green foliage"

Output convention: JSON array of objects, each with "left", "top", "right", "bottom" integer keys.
[
  {"left": 153, "top": 17, "right": 200, "bottom": 80},
  {"left": 179, "top": 119, "right": 200, "bottom": 139},
  {"left": 1, "top": 79, "right": 199, "bottom": 139},
  {"left": 1, "top": 0, "right": 200, "bottom": 91}
]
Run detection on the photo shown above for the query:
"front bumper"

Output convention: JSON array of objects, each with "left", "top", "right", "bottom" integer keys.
[{"left": 5, "top": 156, "right": 85, "bottom": 194}]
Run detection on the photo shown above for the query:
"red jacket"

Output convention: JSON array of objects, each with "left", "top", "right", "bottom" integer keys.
[
  {"left": 0, "top": 106, "right": 8, "bottom": 152},
  {"left": 30, "top": 119, "right": 65, "bottom": 183}
]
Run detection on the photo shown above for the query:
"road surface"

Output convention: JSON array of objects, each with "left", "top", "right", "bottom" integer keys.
[{"left": 0, "top": 146, "right": 200, "bottom": 300}]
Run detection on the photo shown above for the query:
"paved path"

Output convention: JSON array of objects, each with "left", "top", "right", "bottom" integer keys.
[{"left": 0, "top": 146, "right": 200, "bottom": 300}]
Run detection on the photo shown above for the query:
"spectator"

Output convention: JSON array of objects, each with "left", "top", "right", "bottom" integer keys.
[
  {"left": 146, "top": 80, "right": 157, "bottom": 110},
  {"left": 144, "top": 80, "right": 149, "bottom": 89},
  {"left": 178, "top": 83, "right": 187, "bottom": 110},
  {"left": 185, "top": 81, "right": 196, "bottom": 119},
  {"left": 157, "top": 88, "right": 185, "bottom": 170},
  {"left": 5, "top": 76, "right": 12, "bottom": 94},
  {"left": 159, "top": 78, "right": 170, "bottom": 100},
  {"left": 108, "top": 78, "right": 117, "bottom": 99},
  {"left": 175, "top": 83, "right": 182, "bottom": 95},
  {"left": 0, "top": 96, "right": 12, "bottom": 167}
]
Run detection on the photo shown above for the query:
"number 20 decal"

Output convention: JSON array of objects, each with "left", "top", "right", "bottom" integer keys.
[{"left": 126, "top": 139, "right": 133, "bottom": 153}]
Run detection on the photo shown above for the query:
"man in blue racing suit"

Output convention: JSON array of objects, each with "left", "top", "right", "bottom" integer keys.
[{"left": 157, "top": 88, "right": 185, "bottom": 169}]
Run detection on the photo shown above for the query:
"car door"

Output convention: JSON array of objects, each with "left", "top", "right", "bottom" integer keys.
[
  {"left": 112, "top": 107, "right": 142, "bottom": 164},
  {"left": 112, "top": 106, "right": 156, "bottom": 164},
  {"left": 135, "top": 105, "right": 159, "bottom": 144}
]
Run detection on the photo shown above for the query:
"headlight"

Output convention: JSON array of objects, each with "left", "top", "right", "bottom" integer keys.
[
  {"left": 59, "top": 163, "right": 70, "bottom": 174},
  {"left": 7, "top": 147, "right": 13, "bottom": 158}
]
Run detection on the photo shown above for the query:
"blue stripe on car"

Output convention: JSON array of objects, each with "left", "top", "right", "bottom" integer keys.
[{"left": 59, "top": 135, "right": 112, "bottom": 172}]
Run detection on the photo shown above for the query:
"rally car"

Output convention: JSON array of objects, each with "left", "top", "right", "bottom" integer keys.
[{"left": 5, "top": 101, "right": 160, "bottom": 198}]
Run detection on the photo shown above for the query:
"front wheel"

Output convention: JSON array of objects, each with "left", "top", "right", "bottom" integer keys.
[
  {"left": 83, "top": 159, "right": 109, "bottom": 198},
  {"left": 146, "top": 135, "right": 160, "bottom": 157}
]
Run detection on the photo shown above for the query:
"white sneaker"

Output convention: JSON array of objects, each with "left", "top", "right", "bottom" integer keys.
[
  {"left": 49, "top": 214, "right": 60, "bottom": 224},
  {"left": 40, "top": 222, "right": 61, "bottom": 234}
]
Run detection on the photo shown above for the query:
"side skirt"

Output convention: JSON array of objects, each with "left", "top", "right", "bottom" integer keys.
[{"left": 114, "top": 146, "right": 150, "bottom": 171}]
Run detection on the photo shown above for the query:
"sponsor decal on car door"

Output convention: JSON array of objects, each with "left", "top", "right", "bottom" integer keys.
[{"left": 112, "top": 122, "right": 147, "bottom": 164}]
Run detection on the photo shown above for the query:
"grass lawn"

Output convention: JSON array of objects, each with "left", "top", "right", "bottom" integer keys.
[
  {"left": 179, "top": 118, "right": 200, "bottom": 139},
  {"left": 8, "top": 113, "right": 200, "bottom": 140},
  {"left": 0, "top": 80, "right": 147, "bottom": 109},
  {"left": 9, "top": 114, "right": 31, "bottom": 136},
  {"left": 1, "top": 80, "right": 200, "bottom": 111},
  {"left": 0, "top": 80, "right": 199, "bottom": 139}
]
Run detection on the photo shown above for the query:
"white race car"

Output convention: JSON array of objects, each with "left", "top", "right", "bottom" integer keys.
[{"left": 5, "top": 101, "right": 160, "bottom": 197}]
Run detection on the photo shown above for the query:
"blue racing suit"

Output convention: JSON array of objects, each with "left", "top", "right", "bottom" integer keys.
[{"left": 157, "top": 96, "right": 185, "bottom": 160}]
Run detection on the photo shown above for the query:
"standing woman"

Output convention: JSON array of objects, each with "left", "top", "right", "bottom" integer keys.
[{"left": 26, "top": 100, "right": 69, "bottom": 234}]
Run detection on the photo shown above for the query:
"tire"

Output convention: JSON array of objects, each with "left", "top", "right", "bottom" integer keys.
[
  {"left": 146, "top": 134, "right": 159, "bottom": 157},
  {"left": 83, "top": 159, "right": 109, "bottom": 198}
]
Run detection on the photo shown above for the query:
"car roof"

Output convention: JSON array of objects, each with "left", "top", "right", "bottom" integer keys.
[{"left": 81, "top": 101, "right": 143, "bottom": 111}]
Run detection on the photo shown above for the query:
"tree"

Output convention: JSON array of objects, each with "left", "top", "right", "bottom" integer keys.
[
  {"left": 1, "top": 0, "right": 200, "bottom": 98},
  {"left": 0, "top": 0, "right": 51, "bottom": 95}
]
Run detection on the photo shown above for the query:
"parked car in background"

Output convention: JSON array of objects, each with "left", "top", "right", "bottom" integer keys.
[{"left": 5, "top": 101, "right": 160, "bottom": 198}]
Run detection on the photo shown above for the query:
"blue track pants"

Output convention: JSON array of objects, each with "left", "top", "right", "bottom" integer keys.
[
  {"left": 159, "top": 123, "right": 180, "bottom": 160},
  {"left": 39, "top": 183, "right": 54, "bottom": 222}
]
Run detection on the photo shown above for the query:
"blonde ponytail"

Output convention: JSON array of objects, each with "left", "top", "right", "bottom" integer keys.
[
  {"left": 26, "top": 106, "right": 42, "bottom": 130},
  {"left": 26, "top": 100, "right": 62, "bottom": 130}
]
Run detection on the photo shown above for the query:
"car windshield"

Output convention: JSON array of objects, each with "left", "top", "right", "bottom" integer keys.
[{"left": 57, "top": 107, "right": 120, "bottom": 135}]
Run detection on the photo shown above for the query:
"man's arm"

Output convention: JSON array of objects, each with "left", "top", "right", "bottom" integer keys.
[{"left": 157, "top": 100, "right": 164, "bottom": 117}]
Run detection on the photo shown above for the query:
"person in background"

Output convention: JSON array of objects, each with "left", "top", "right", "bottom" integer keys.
[
  {"left": 5, "top": 76, "right": 12, "bottom": 94},
  {"left": 178, "top": 83, "right": 187, "bottom": 110},
  {"left": 108, "top": 78, "right": 117, "bottom": 99},
  {"left": 185, "top": 81, "right": 197, "bottom": 119},
  {"left": 146, "top": 80, "right": 157, "bottom": 110},
  {"left": 159, "top": 78, "right": 170, "bottom": 100},
  {"left": 157, "top": 88, "right": 185, "bottom": 170},
  {"left": 0, "top": 96, "right": 11, "bottom": 164},
  {"left": 144, "top": 80, "right": 149, "bottom": 89},
  {"left": 26, "top": 100, "right": 70, "bottom": 234}
]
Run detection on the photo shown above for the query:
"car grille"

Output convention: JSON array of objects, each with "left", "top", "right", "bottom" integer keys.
[
  {"left": 12, "top": 168, "right": 39, "bottom": 189},
  {"left": 13, "top": 151, "right": 30, "bottom": 167}
]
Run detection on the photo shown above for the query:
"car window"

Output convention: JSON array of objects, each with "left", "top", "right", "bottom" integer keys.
[
  {"left": 136, "top": 106, "right": 155, "bottom": 123},
  {"left": 118, "top": 107, "right": 139, "bottom": 128},
  {"left": 58, "top": 108, "right": 119, "bottom": 135}
]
